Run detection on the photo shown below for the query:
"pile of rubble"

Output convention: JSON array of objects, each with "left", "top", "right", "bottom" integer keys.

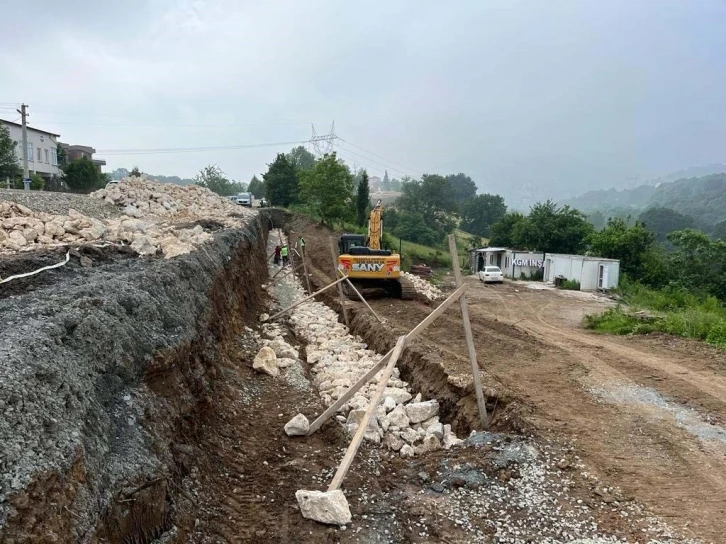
[
  {"left": 402, "top": 271, "right": 443, "bottom": 300},
  {"left": 261, "top": 259, "right": 461, "bottom": 457},
  {"left": 0, "top": 176, "right": 253, "bottom": 258}
]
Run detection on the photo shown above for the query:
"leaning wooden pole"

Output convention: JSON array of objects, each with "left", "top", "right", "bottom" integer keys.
[
  {"left": 448, "top": 234, "right": 488, "bottom": 429},
  {"left": 301, "top": 244, "right": 312, "bottom": 295},
  {"left": 329, "top": 236, "right": 350, "bottom": 329},
  {"left": 306, "top": 283, "right": 469, "bottom": 436},
  {"left": 328, "top": 336, "right": 406, "bottom": 491},
  {"left": 269, "top": 263, "right": 304, "bottom": 286},
  {"left": 335, "top": 272, "right": 384, "bottom": 324},
  {"left": 266, "top": 276, "right": 347, "bottom": 322}
]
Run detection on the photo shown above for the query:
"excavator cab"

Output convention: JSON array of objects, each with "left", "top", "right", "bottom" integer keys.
[{"left": 339, "top": 234, "right": 391, "bottom": 256}]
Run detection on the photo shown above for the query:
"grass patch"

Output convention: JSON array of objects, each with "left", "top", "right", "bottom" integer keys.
[
  {"left": 559, "top": 279, "right": 581, "bottom": 291},
  {"left": 584, "top": 279, "right": 726, "bottom": 349}
]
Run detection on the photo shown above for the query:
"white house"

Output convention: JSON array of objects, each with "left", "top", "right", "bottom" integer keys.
[
  {"left": 543, "top": 254, "right": 620, "bottom": 291},
  {"left": 0, "top": 119, "right": 62, "bottom": 181},
  {"left": 469, "top": 248, "right": 545, "bottom": 279}
]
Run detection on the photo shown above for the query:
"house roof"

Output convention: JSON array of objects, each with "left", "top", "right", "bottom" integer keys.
[
  {"left": 0, "top": 118, "right": 61, "bottom": 138},
  {"left": 470, "top": 247, "right": 508, "bottom": 253}
]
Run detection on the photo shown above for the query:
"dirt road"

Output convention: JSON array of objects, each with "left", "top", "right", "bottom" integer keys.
[{"left": 296, "top": 219, "right": 726, "bottom": 542}]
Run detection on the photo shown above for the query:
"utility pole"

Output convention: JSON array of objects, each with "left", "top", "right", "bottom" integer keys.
[{"left": 17, "top": 104, "right": 30, "bottom": 190}]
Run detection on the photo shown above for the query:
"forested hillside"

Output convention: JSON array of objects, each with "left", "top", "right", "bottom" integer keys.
[{"left": 563, "top": 173, "right": 726, "bottom": 227}]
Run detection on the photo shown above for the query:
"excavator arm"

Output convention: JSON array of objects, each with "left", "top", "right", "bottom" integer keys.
[{"left": 367, "top": 200, "right": 383, "bottom": 250}]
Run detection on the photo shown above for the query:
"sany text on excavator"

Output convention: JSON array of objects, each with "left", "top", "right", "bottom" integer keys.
[{"left": 337, "top": 200, "right": 414, "bottom": 299}]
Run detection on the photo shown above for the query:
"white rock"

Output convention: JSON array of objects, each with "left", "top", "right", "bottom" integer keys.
[
  {"left": 383, "top": 396, "right": 397, "bottom": 413},
  {"left": 405, "top": 400, "right": 439, "bottom": 424},
  {"left": 443, "top": 424, "right": 463, "bottom": 450},
  {"left": 400, "top": 444, "right": 415, "bottom": 458},
  {"left": 422, "top": 434, "right": 441, "bottom": 452},
  {"left": 383, "top": 404, "right": 410, "bottom": 429},
  {"left": 384, "top": 433, "right": 405, "bottom": 451},
  {"left": 382, "top": 387, "right": 412, "bottom": 405},
  {"left": 400, "top": 427, "right": 421, "bottom": 445},
  {"left": 296, "top": 489, "right": 351, "bottom": 526},
  {"left": 130, "top": 235, "right": 157, "bottom": 256},
  {"left": 421, "top": 416, "right": 440, "bottom": 430},
  {"left": 253, "top": 346, "right": 279, "bottom": 377},
  {"left": 427, "top": 422, "right": 444, "bottom": 440},
  {"left": 284, "top": 413, "right": 310, "bottom": 436},
  {"left": 259, "top": 313, "right": 270, "bottom": 322},
  {"left": 276, "top": 357, "right": 296, "bottom": 369}
]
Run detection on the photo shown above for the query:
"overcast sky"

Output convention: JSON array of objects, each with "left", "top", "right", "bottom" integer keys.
[{"left": 2, "top": 0, "right": 725, "bottom": 204}]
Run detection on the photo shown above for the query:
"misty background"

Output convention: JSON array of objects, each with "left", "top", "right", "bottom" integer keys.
[{"left": 2, "top": 0, "right": 725, "bottom": 208}]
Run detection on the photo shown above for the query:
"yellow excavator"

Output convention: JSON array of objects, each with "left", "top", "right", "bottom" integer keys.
[{"left": 337, "top": 200, "right": 414, "bottom": 299}]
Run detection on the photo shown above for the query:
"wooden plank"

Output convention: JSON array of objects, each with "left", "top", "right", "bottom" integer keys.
[
  {"left": 329, "top": 236, "right": 350, "bottom": 329},
  {"left": 301, "top": 244, "right": 312, "bottom": 294},
  {"left": 448, "top": 234, "right": 488, "bottom": 430},
  {"left": 266, "top": 276, "right": 347, "bottom": 322},
  {"left": 328, "top": 336, "right": 406, "bottom": 491},
  {"left": 306, "top": 283, "right": 468, "bottom": 435}
]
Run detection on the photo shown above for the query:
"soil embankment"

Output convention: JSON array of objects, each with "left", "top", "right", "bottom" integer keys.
[{"left": 0, "top": 217, "right": 268, "bottom": 543}]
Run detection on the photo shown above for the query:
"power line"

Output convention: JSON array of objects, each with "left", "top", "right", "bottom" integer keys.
[
  {"left": 332, "top": 141, "right": 414, "bottom": 178},
  {"left": 336, "top": 137, "right": 423, "bottom": 176},
  {"left": 29, "top": 119, "right": 311, "bottom": 128},
  {"left": 97, "top": 139, "right": 310, "bottom": 156}
]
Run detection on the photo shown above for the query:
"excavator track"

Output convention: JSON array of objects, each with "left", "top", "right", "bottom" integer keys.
[{"left": 396, "top": 276, "right": 416, "bottom": 300}]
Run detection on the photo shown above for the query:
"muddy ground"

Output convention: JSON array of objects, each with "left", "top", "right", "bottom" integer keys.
[
  {"left": 287, "top": 216, "right": 726, "bottom": 543},
  {"left": 2, "top": 209, "right": 724, "bottom": 543}
]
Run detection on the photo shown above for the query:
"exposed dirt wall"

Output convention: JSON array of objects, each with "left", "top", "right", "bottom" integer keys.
[{"left": 0, "top": 217, "right": 268, "bottom": 543}]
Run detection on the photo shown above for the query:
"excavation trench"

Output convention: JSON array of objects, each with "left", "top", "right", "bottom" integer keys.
[
  {"left": 273, "top": 212, "right": 518, "bottom": 438},
  {"left": 0, "top": 217, "right": 269, "bottom": 543}
]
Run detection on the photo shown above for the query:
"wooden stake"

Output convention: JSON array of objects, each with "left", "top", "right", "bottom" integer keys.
[
  {"left": 306, "top": 283, "right": 468, "bottom": 435},
  {"left": 301, "top": 244, "right": 312, "bottom": 295},
  {"left": 328, "top": 336, "right": 406, "bottom": 491},
  {"left": 266, "top": 276, "right": 347, "bottom": 322},
  {"left": 335, "top": 273, "right": 384, "bottom": 323},
  {"left": 448, "top": 234, "right": 488, "bottom": 429},
  {"left": 329, "top": 236, "right": 350, "bottom": 329}
]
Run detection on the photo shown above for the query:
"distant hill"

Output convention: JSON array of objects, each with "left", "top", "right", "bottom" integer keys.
[{"left": 562, "top": 173, "right": 726, "bottom": 227}]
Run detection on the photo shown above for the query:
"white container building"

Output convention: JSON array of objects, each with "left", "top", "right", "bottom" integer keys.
[{"left": 543, "top": 254, "right": 620, "bottom": 291}]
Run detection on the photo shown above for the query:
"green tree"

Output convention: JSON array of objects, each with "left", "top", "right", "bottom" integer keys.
[
  {"left": 639, "top": 207, "right": 695, "bottom": 243},
  {"left": 394, "top": 211, "right": 440, "bottom": 245},
  {"left": 587, "top": 210, "right": 607, "bottom": 231},
  {"left": 667, "top": 229, "right": 726, "bottom": 301},
  {"left": 30, "top": 173, "right": 45, "bottom": 191},
  {"left": 63, "top": 157, "right": 107, "bottom": 192},
  {"left": 489, "top": 212, "right": 526, "bottom": 247},
  {"left": 0, "top": 124, "right": 21, "bottom": 181},
  {"left": 713, "top": 220, "right": 726, "bottom": 241},
  {"left": 516, "top": 201, "right": 593, "bottom": 253},
  {"left": 460, "top": 193, "right": 507, "bottom": 237},
  {"left": 383, "top": 170, "right": 391, "bottom": 191},
  {"left": 287, "top": 146, "right": 316, "bottom": 171},
  {"left": 588, "top": 218, "right": 657, "bottom": 281},
  {"left": 356, "top": 170, "right": 371, "bottom": 227},
  {"left": 446, "top": 173, "right": 477, "bottom": 203},
  {"left": 299, "top": 152, "right": 354, "bottom": 226},
  {"left": 248, "top": 175, "right": 264, "bottom": 198},
  {"left": 263, "top": 153, "right": 299, "bottom": 206},
  {"left": 194, "top": 164, "right": 244, "bottom": 196},
  {"left": 130, "top": 166, "right": 142, "bottom": 177},
  {"left": 397, "top": 174, "right": 458, "bottom": 237},
  {"left": 56, "top": 144, "right": 68, "bottom": 168}
]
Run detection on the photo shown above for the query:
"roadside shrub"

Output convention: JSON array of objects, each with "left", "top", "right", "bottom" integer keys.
[{"left": 560, "top": 279, "right": 581, "bottom": 290}]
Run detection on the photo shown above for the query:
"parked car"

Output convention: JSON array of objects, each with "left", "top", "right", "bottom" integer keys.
[{"left": 479, "top": 266, "right": 504, "bottom": 283}]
